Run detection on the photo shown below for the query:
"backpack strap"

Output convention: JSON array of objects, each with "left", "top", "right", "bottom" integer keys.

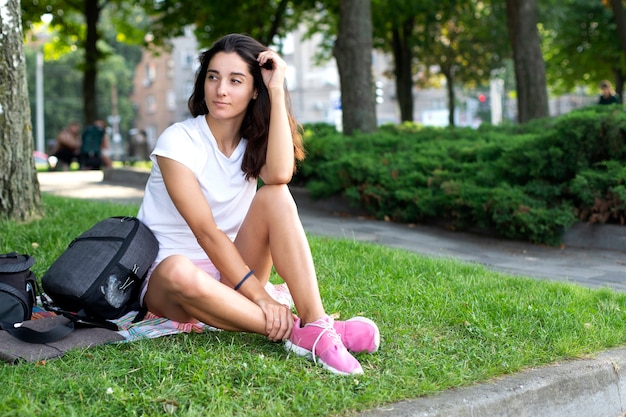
[
  {"left": 60, "top": 309, "right": 120, "bottom": 331},
  {"left": 39, "top": 289, "right": 120, "bottom": 331}
]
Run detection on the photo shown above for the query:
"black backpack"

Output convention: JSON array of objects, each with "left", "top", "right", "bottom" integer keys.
[{"left": 42, "top": 216, "right": 159, "bottom": 324}]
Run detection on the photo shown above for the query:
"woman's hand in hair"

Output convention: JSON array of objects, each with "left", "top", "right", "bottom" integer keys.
[{"left": 257, "top": 50, "right": 286, "bottom": 93}]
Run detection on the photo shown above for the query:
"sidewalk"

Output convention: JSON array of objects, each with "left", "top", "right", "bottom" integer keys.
[{"left": 37, "top": 169, "right": 626, "bottom": 417}]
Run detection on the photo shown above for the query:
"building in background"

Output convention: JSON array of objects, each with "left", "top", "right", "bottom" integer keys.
[{"left": 129, "top": 26, "right": 199, "bottom": 157}]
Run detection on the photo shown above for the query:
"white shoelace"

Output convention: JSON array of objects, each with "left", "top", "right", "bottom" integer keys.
[{"left": 307, "top": 318, "right": 340, "bottom": 365}]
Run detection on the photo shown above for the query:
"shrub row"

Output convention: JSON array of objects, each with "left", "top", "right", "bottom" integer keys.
[{"left": 294, "top": 105, "right": 626, "bottom": 246}]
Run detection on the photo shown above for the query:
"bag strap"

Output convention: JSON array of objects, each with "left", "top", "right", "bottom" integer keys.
[
  {"left": 0, "top": 319, "right": 74, "bottom": 344},
  {"left": 60, "top": 310, "right": 120, "bottom": 331},
  {"left": 39, "top": 290, "right": 121, "bottom": 331},
  {"left": 58, "top": 307, "right": 147, "bottom": 330}
]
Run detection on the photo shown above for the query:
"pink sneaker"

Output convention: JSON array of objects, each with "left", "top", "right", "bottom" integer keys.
[
  {"left": 334, "top": 317, "right": 380, "bottom": 354},
  {"left": 264, "top": 282, "right": 294, "bottom": 308},
  {"left": 285, "top": 316, "right": 364, "bottom": 376}
]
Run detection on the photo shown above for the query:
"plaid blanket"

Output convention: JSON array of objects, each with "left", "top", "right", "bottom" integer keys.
[{"left": 114, "top": 311, "right": 217, "bottom": 341}]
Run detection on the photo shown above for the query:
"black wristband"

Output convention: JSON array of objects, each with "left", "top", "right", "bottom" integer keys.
[{"left": 234, "top": 269, "right": 255, "bottom": 291}]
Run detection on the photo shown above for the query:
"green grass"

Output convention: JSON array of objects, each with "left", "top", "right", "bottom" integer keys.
[{"left": 2, "top": 194, "right": 626, "bottom": 416}]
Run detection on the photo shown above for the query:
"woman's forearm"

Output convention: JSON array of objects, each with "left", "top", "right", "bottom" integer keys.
[{"left": 262, "top": 88, "right": 294, "bottom": 184}]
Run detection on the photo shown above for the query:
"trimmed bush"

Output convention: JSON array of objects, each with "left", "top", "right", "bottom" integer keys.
[{"left": 294, "top": 106, "right": 626, "bottom": 245}]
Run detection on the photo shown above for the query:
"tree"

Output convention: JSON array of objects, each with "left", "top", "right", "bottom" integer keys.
[
  {"left": 388, "top": 16, "right": 416, "bottom": 123},
  {"left": 333, "top": 0, "right": 377, "bottom": 134},
  {"left": 505, "top": 0, "right": 549, "bottom": 123},
  {"left": 21, "top": 0, "right": 309, "bottom": 129},
  {"left": 21, "top": 0, "right": 148, "bottom": 126},
  {"left": 0, "top": 0, "right": 43, "bottom": 221},
  {"left": 609, "top": 0, "right": 626, "bottom": 68},
  {"left": 371, "top": 0, "right": 421, "bottom": 122},
  {"left": 24, "top": 45, "right": 138, "bottom": 148},
  {"left": 608, "top": 0, "right": 626, "bottom": 98},
  {"left": 414, "top": 1, "right": 510, "bottom": 126},
  {"left": 370, "top": 0, "right": 510, "bottom": 125}
]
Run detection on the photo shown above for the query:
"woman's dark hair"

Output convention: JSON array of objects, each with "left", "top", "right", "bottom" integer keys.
[{"left": 188, "top": 33, "right": 304, "bottom": 179}]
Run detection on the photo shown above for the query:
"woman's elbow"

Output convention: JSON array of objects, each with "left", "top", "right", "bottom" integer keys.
[
  {"left": 264, "top": 173, "right": 293, "bottom": 185},
  {"left": 261, "top": 167, "right": 294, "bottom": 185},
  {"left": 194, "top": 226, "right": 223, "bottom": 249}
]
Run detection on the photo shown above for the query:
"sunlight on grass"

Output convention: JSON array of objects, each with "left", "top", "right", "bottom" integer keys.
[{"left": 2, "top": 195, "right": 626, "bottom": 416}]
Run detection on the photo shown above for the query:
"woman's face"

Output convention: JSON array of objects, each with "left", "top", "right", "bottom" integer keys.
[{"left": 204, "top": 52, "right": 257, "bottom": 122}]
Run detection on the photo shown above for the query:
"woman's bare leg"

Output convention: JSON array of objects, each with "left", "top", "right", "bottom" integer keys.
[
  {"left": 235, "top": 184, "right": 326, "bottom": 324},
  {"left": 143, "top": 255, "right": 269, "bottom": 334}
]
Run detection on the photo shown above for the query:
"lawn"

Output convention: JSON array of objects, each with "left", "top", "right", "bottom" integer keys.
[{"left": 2, "top": 194, "right": 626, "bottom": 416}]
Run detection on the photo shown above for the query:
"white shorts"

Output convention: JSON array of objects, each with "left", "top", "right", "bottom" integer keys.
[{"left": 139, "top": 258, "right": 221, "bottom": 307}]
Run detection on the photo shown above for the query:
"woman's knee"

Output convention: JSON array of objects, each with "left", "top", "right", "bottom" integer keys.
[
  {"left": 145, "top": 256, "right": 221, "bottom": 317},
  {"left": 151, "top": 256, "right": 207, "bottom": 298},
  {"left": 254, "top": 184, "right": 297, "bottom": 214}
]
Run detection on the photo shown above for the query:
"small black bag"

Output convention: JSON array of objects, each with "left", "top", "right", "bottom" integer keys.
[
  {"left": 0, "top": 253, "right": 37, "bottom": 324},
  {"left": 42, "top": 216, "right": 159, "bottom": 321},
  {"left": 0, "top": 253, "right": 75, "bottom": 343}
]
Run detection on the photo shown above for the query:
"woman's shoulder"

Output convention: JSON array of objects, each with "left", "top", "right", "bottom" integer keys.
[
  {"left": 163, "top": 116, "right": 198, "bottom": 133},
  {"left": 159, "top": 116, "right": 207, "bottom": 141}
]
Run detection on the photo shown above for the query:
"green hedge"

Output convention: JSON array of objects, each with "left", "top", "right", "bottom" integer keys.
[{"left": 294, "top": 105, "right": 626, "bottom": 245}]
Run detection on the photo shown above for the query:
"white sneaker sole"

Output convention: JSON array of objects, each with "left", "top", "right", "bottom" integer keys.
[{"left": 284, "top": 340, "right": 364, "bottom": 376}]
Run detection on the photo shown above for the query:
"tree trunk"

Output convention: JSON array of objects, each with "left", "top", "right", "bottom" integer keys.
[
  {"left": 610, "top": 0, "right": 626, "bottom": 69},
  {"left": 442, "top": 65, "right": 456, "bottom": 127},
  {"left": 0, "top": 0, "right": 43, "bottom": 221},
  {"left": 83, "top": 0, "right": 102, "bottom": 125},
  {"left": 505, "top": 0, "right": 549, "bottom": 123},
  {"left": 392, "top": 19, "right": 415, "bottom": 122},
  {"left": 612, "top": 68, "right": 625, "bottom": 103},
  {"left": 333, "top": 0, "right": 377, "bottom": 135}
]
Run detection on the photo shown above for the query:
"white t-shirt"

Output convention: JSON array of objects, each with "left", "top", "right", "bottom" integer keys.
[{"left": 137, "top": 115, "right": 257, "bottom": 262}]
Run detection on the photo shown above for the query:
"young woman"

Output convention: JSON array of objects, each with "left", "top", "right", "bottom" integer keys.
[{"left": 137, "top": 34, "right": 379, "bottom": 376}]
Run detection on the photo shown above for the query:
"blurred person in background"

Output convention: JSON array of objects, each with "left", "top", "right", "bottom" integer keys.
[
  {"left": 50, "top": 121, "right": 80, "bottom": 170},
  {"left": 598, "top": 80, "right": 620, "bottom": 105}
]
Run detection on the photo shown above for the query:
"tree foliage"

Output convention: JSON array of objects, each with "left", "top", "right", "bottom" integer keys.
[
  {"left": 21, "top": 0, "right": 149, "bottom": 125},
  {"left": 21, "top": 3, "right": 141, "bottom": 147},
  {"left": 18, "top": 0, "right": 626, "bottom": 137},
  {"left": 24, "top": 45, "right": 137, "bottom": 146},
  {"left": 414, "top": 0, "right": 510, "bottom": 126},
  {"left": 542, "top": 0, "right": 626, "bottom": 100},
  {"left": 137, "top": 0, "right": 307, "bottom": 49}
]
